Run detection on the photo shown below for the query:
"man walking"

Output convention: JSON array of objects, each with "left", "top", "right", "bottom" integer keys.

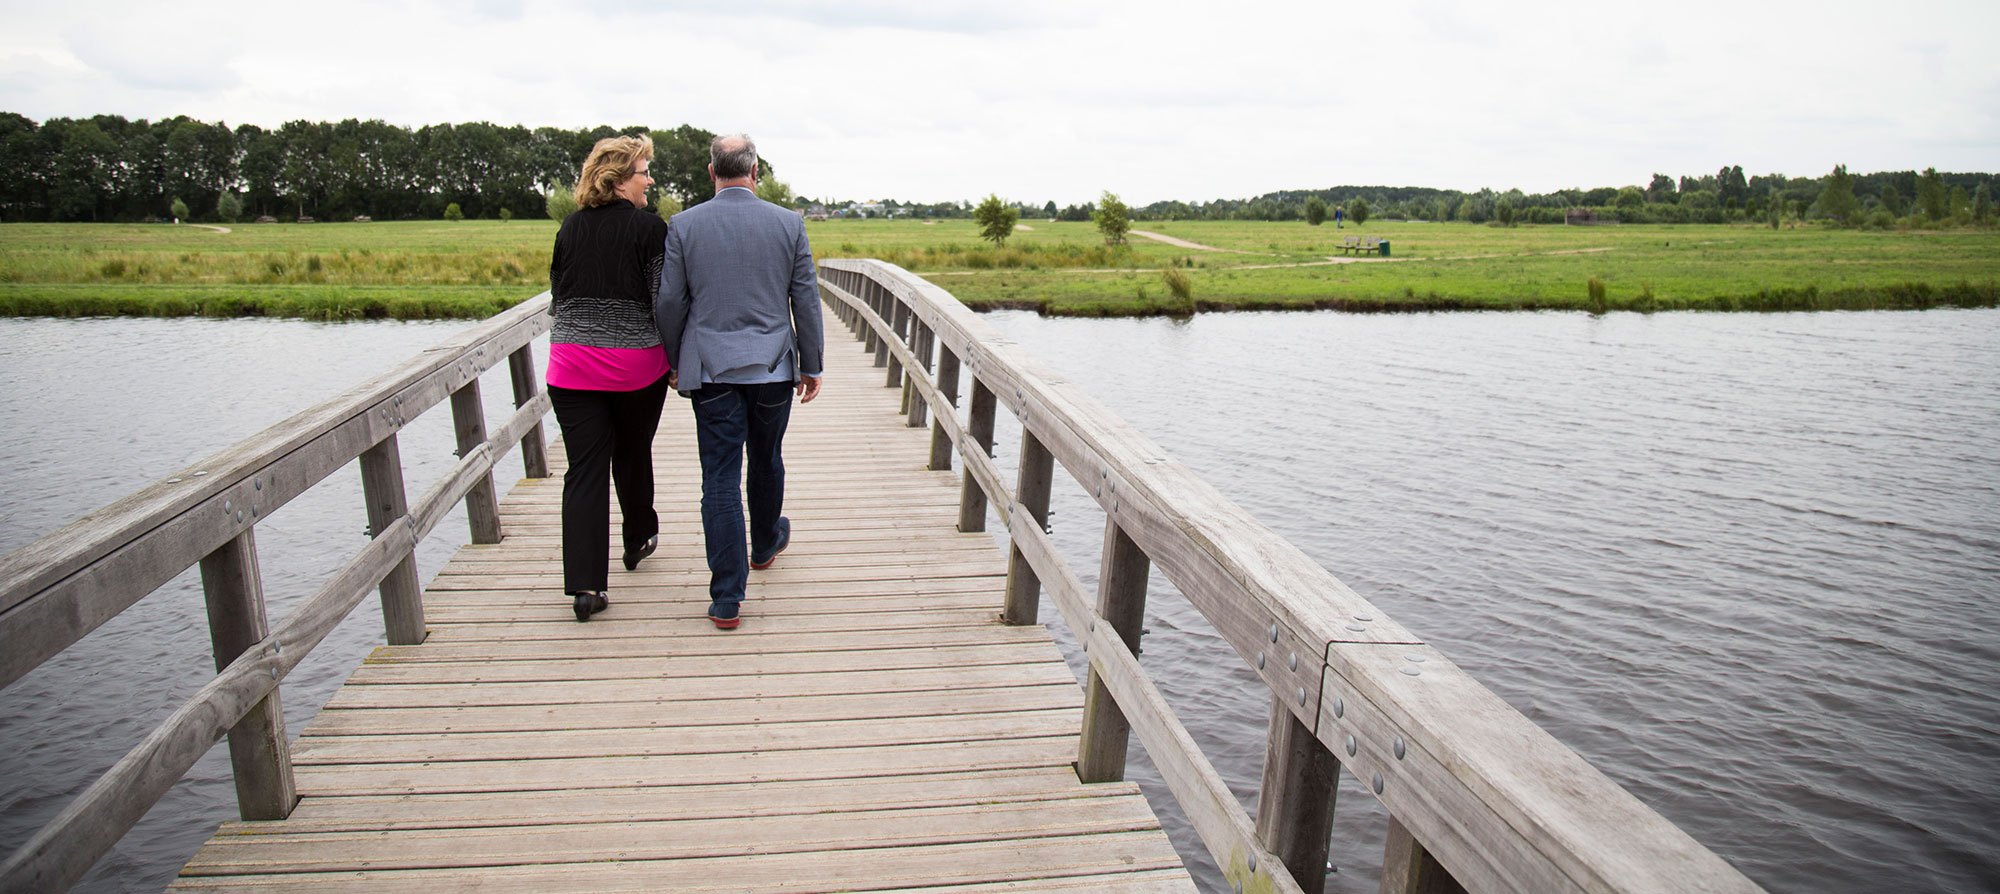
[{"left": 656, "top": 133, "right": 824, "bottom": 629}]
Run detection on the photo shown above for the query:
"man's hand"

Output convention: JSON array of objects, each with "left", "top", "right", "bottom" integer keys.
[
  {"left": 797, "top": 374, "right": 822, "bottom": 404},
  {"left": 668, "top": 370, "right": 678, "bottom": 390}
]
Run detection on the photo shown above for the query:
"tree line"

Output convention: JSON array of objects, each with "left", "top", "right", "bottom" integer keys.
[{"left": 0, "top": 113, "right": 764, "bottom": 223}]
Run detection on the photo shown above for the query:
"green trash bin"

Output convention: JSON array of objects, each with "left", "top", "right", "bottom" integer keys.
[{"left": 1379, "top": 239, "right": 1391, "bottom": 257}]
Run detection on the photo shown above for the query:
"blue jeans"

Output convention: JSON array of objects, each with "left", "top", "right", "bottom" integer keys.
[{"left": 690, "top": 381, "right": 793, "bottom": 604}]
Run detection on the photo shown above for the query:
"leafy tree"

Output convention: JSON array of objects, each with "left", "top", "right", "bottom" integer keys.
[
  {"left": 1495, "top": 198, "right": 1516, "bottom": 226},
  {"left": 755, "top": 173, "right": 796, "bottom": 208},
  {"left": 1349, "top": 196, "right": 1370, "bottom": 226},
  {"left": 1647, "top": 173, "right": 1676, "bottom": 203},
  {"left": 545, "top": 183, "right": 577, "bottom": 221},
  {"left": 443, "top": 201, "right": 464, "bottom": 221},
  {"left": 1974, "top": 183, "right": 1993, "bottom": 222},
  {"left": 656, "top": 193, "right": 683, "bottom": 222},
  {"left": 1768, "top": 189, "right": 1784, "bottom": 229},
  {"left": 1948, "top": 185, "right": 1969, "bottom": 220},
  {"left": 974, "top": 193, "right": 1017, "bottom": 245},
  {"left": 1880, "top": 183, "right": 1904, "bottom": 217},
  {"left": 498, "top": 207, "right": 512, "bottom": 221},
  {"left": 1915, "top": 167, "right": 1947, "bottom": 221},
  {"left": 1305, "top": 195, "right": 1327, "bottom": 225},
  {"left": 1042, "top": 200, "right": 1057, "bottom": 218},
  {"left": 169, "top": 197, "right": 189, "bottom": 221},
  {"left": 215, "top": 192, "right": 241, "bottom": 223},
  {"left": 1615, "top": 187, "right": 1644, "bottom": 213},
  {"left": 1094, "top": 191, "right": 1130, "bottom": 245},
  {"left": 1819, "top": 164, "right": 1858, "bottom": 224}
]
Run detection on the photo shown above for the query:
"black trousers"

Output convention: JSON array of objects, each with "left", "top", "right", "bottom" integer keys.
[{"left": 548, "top": 373, "right": 670, "bottom": 594}]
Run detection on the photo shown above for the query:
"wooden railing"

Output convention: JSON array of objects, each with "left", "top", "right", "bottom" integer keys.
[
  {"left": 0, "top": 293, "right": 556, "bottom": 892},
  {"left": 818, "top": 259, "right": 1766, "bottom": 894}
]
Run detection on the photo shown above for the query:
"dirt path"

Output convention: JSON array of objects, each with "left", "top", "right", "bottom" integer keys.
[
  {"left": 185, "top": 224, "right": 231, "bottom": 234},
  {"left": 1128, "top": 230, "right": 1262, "bottom": 253},
  {"left": 919, "top": 245, "right": 1617, "bottom": 277}
]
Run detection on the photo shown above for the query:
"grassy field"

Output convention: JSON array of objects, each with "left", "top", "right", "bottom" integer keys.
[{"left": 2, "top": 218, "right": 1996, "bottom": 319}]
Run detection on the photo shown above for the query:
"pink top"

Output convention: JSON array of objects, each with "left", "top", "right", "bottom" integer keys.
[{"left": 546, "top": 342, "right": 671, "bottom": 391}]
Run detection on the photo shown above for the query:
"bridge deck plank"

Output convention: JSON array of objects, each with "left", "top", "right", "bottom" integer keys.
[{"left": 173, "top": 328, "right": 1196, "bottom": 891}]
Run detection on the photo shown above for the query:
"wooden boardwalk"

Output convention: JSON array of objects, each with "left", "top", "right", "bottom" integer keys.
[{"left": 169, "top": 336, "right": 1197, "bottom": 892}]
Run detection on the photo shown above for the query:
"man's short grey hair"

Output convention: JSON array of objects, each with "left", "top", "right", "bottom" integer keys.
[{"left": 711, "top": 134, "right": 758, "bottom": 180}]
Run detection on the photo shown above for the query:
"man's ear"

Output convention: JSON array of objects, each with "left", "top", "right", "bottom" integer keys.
[{"left": 707, "top": 163, "right": 716, "bottom": 181}]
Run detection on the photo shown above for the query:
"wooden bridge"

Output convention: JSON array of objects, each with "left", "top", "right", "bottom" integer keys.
[{"left": 0, "top": 260, "right": 1767, "bottom": 893}]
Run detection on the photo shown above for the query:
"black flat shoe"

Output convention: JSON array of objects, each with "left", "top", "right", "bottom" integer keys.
[
  {"left": 572, "top": 591, "right": 608, "bottom": 622},
  {"left": 623, "top": 535, "right": 657, "bottom": 571}
]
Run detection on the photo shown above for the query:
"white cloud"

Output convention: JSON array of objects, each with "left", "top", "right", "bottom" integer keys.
[{"left": 0, "top": 0, "right": 1994, "bottom": 204}]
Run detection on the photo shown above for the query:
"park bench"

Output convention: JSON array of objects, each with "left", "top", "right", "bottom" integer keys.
[{"left": 1338, "top": 236, "right": 1383, "bottom": 255}]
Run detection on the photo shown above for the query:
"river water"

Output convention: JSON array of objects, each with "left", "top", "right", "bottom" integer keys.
[{"left": 2, "top": 308, "right": 1997, "bottom": 892}]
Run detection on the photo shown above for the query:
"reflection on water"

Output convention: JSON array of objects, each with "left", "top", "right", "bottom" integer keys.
[
  {"left": 3, "top": 309, "right": 1997, "bottom": 893},
  {"left": 977, "top": 308, "right": 2000, "bottom": 893}
]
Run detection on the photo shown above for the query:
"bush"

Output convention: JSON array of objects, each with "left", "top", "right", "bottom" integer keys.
[
  {"left": 1350, "top": 197, "right": 1371, "bottom": 226},
  {"left": 497, "top": 207, "right": 512, "bottom": 221},
  {"left": 1162, "top": 266, "right": 1192, "bottom": 302},
  {"left": 1095, "top": 191, "right": 1130, "bottom": 245},
  {"left": 545, "top": 184, "right": 578, "bottom": 221},
  {"left": 170, "top": 197, "right": 189, "bottom": 221},
  {"left": 443, "top": 202, "right": 464, "bottom": 221},
  {"left": 215, "top": 193, "right": 241, "bottom": 223},
  {"left": 1586, "top": 276, "right": 1608, "bottom": 315},
  {"left": 1305, "top": 196, "right": 1327, "bottom": 226}
]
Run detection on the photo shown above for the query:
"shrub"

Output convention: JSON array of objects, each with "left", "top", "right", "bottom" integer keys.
[
  {"left": 215, "top": 193, "right": 241, "bottom": 223},
  {"left": 1305, "top": 196, "right": 1326, "bottom": 226},
  {"left": 545, "top": 184, "right": 577, "bottom": 221},
  {"left": 1633, "top": 282, "right": 1657, "bottom": 313},
  {"left": 1095, "top": 191, "right": 1130, "bottom": 245},
  {"left": 497, "top": 207, "right": 512, "bottom": 221},
  {"left": 443, "top": 202, "right": 464, "bottom": 221},
  {"left": 1586, "top": 276, "right": 1608, "bottom": 315},
  {"left": 170, "top": 197, "right": 189, "bottom": 221},
  {"left": 1351, "top": 197, "right": 1371, "bottom": 226},
  {"left": 1162, "top": 266, "right": 1192, "bottom": 302}
]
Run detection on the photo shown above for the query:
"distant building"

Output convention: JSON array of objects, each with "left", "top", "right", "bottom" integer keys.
[
  {"left": 1564, "top": 208, "right": 1600, "bottom": 225},
  {"left": 806, "top": 205, "right": 828, "bottom": 221}
]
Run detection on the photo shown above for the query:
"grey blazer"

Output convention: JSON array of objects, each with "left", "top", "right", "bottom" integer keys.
[{"left": 655, "top": 187, "right": 824, "bottom": 393}]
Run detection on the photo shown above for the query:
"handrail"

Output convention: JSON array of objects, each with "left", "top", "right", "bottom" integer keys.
[
  {"left": 818, "top": 258, "right": 1766, "bottom": 894},
  {"left": 0, "top": 293, "right": 555, "bottom": 891}
]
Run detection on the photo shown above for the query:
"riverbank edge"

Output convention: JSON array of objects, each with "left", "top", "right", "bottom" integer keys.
[{"left": 3, "top": 279, "right": 1994, "bottom": 321}]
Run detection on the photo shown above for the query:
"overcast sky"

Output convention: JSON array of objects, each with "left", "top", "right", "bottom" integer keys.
[{"left": 2, "top": 0, "right": 1994, "bottom": 206}]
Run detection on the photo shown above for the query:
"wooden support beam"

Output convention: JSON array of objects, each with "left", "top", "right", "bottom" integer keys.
[
  {"left": 1002, "top": 429, "right": 1054, "bottom": 626},
  {"left": 1382, "top": 815, "right": 1469, "bottom": 894},
  {"left": 929, "top": 345, "right": 961, "bottom": 471},
  {"left": 506, "top": 344, "right": 549, "bottom": 478},
  {"left": 358, "top": 435, "right": 426, "bottom": 645},
  {"left": 1077, "top": 517, "right": 1150, "bottom": 781},
  {"left": 450, "top": 379, "right": 503, "bottom": 545},
  {"left": 958, "top": 379, "right": 996, "bottom": 533},
  {"left": 197, "top": 529, "right": 297, "bottom": 822},
  {"left": 1258, "top": 698, "right": 1341, "bottom": 894}
]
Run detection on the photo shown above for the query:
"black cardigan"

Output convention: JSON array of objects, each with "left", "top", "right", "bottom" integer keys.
[{"left": 548, "top": 199, "right": 669, "bottom": 348}]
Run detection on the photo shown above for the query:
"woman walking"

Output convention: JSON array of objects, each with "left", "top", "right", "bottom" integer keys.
[{"left": 547, "top": 135, "right": 671, "bottom": 621}]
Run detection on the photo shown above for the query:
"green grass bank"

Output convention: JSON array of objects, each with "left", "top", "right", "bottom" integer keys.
[{"left": 3, "top": 219, "right": 1996, "bottom": 320}]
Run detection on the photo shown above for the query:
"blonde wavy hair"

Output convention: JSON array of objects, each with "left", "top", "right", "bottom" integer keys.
[{"left": 573, "top": 134, "right": 654, "bottom": 208}]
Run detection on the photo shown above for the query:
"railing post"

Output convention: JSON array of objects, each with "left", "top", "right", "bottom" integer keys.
[
  {"left": 871, "top": 283, "right": 891, "bottom": 369},
  {"left": 1076, "top": 517, "right": 1150, "bottom": 781},
  {"left": 507, "top": 344, "right": 550, "bottom": 478},
  {"left": 1258, "top": 698, "right": 1342, "bottom": 894},
  {"left": 957, "top": 378, "right": 996, "bottom": 532},
  {"left": 197, "top": 529, "right": 297, "bottom": 821},
  {"left": 906, "top": 319, "right": 932, "bottom": 428},
  {"left": 359, "top": 434, "right": 427, "bottom": 645},
  {"left": 1002, "top": 429, "right": 1054, "bottom": 625},
  {"left": 862, "top": 281, "right": 881, "bottom": 356},
  {"left": 930, "top": 345, "right": 961, "bottom": 471},
  {"left": 1381, "top": 816, "right": 1469, "bottom": 894},
  {"left": 450, "top": 379, "right": 504, "bottom": 544},
  {"left": 887, "top": 300, "right": 909, "bottom": 391}
]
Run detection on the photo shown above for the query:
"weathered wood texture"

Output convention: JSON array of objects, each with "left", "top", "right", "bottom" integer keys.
[
  {"left": 819, "top": 260, "right": 1765, "bottom": 894},
  {"left": 0, "top": 296, "right": 555, "bottom": 891},
  {"left": 169, "top": 316, "right": 1197, "bottom": 892}
]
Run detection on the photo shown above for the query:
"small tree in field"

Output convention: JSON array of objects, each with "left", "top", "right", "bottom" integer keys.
[
  {"left": 443, "top": 202, "right": 464, "bottom": 221},
  {"left": 1305, "top": 196, "right": 1327, "bottom": 226},
  {"left": 498, "top": 207, "right": 512, "bottom": 221},
  {"left": 169, "top": 197, "right": 189, "bottom": 221},
  {"left": 1094, "top": 191, "right": 1130, "bottom": 245},
  {"left": 1350, "top": 197, "right": 1371, "bottom": 226},
  {"left": 975, "top": 194, "right": 1017, "bottom": 245},
  {"left": 215, "top": 192, "right": 241, "bottom": 223},
  {"left": 1495, "top": 198, "right": 1516, "bottom": 227},
  {"left": 546, "top": 184, "right": 578, "bottom": 221}
]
